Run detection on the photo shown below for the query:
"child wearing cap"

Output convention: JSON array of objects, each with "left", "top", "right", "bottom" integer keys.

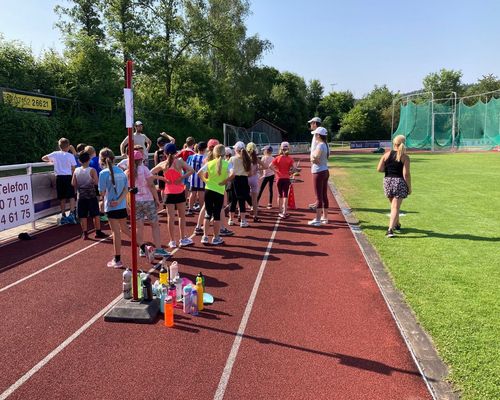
[
  {"left": 257, "top": 146, "right": 275, "bottom": 209},
  {"left": 71, "top": 151, "right": 108, "bottom": 239},
  {"left": 42, "top": 138, "right": 78, "bottom": 225},
  {"left": 271, "top": 142, "right": 295, "bottom": 219},
  {"left": 126, "top": 150, "right": 170, "bottom": 258},
  {"left": 228, "top": 141, "right": 252, "bottom": 227},
  {"left": 120, "top": 120, "right": 152, "bottom": 163},
  {"left": 151, "top": 143, "right": 195, "bottom": 248}
]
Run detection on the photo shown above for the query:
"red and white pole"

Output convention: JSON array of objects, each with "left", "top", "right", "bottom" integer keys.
[{"left": 125, "top": 60, "right": 139, "bottom": 300}]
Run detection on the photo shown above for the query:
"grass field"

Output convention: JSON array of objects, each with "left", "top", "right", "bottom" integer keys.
[{"left": 330, "top": 151, "right": 500, "bottom": 400}]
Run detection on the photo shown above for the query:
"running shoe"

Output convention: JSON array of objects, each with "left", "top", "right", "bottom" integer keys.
[
  {"left": 386, "top": 229, "right": 395, "bottom": 238},
  {"left": 168, "top": 240, "right": 177, "bottom": 249},
  {"left": 107, "top": 259, "right": 124, "bottom": 269},
  {"left": 228, "top": 219, "right": 234, "bottom": 226},
  {"left": 194, "top": 226, "right": 204, "bottom": 235},
  {"left": 212, "top": 236, "right": 224, "bottom": 245},
  {"left": 308, "top": 203, "right": 317, "bottom": 211},
  {"left": 201, "top": 235, "right": 209, "bottom": 245},
  {"left": 185, "top": 209, "right": 194, "bottom": 216},
  {"left": 59, "top": 215, "right": 70, "bottom": 225},
  {"left": 154, "top": 248, "right": 171, "bottom": 258},
  {"left": 320, "top": 218, "right": 328, "bottom": 225},
  {"left": 95, "top": 231, "right": 109, "bottom": 239},
  {"left": 266, "top": 204, "right": 272, "bottom": 209},
  {"left": 240, "top": 220, "right": 249, "bottom": 228},
  {"left": 81, "top": 231, "right": 89, "bottom": 240},
  {"left": 100, "top": 215, "right": 108, "bottom": 222},
  {"left": 193, "top": 203, "right": 201, "bottom": 211},
  {"left": 139, "top": 248, "right": 146, "bottom": 257},
  {"left": 278, "top": 213, "right": 287, "bottom": 219},
  {"left": 253, "top": 216, "right": 261, "bottom": 222},
  {"left": 394, "top": 223, "right": 401, "bottom": 232},
  {"left": 308, "top": 219, "right": 321, "bottom": 227},
  {"left": 179, "top": 237, "right": 194, "bottom": 247},
  {"left": 219, "top": 227, "right": 234, "bottom": 236}
]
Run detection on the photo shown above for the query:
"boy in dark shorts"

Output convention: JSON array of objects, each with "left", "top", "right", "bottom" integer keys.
[
  {"left": 42, "top": 138, "right": 78, "bottom": 225},
  {"left": 71, "top": 152, "right": 108, "bottom": 239}
]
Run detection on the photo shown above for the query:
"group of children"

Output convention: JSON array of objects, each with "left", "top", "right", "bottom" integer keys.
[{"left": 43, "top": 128, "right": 300, "bottom": 269}]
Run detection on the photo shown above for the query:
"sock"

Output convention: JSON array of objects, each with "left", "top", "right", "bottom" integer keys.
[
  {"left": 114, "top": 255, "right": 121, "bottom": 262},
  {"left": 140, "top": 244, "right": 146, "bottom": 252}
]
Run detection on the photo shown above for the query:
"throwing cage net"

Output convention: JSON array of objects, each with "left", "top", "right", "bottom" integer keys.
[
  {"left": 223, "top": 123, "right": 277, "bottom": 147},
  {"left": 393, "top": 90, "right": 500, "bottom": 150}
]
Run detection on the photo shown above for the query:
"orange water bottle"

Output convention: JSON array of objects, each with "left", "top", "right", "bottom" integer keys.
[
  {"left": 195, "top": 276, "right": 204, "bottom": 311},
  {"left": 164, "top": 296, "right": 174, "bottom": 327}
]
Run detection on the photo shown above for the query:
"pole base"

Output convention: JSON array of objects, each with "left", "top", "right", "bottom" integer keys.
[{"left": 104, "top": 297, "right": 160, "bottom": 324}]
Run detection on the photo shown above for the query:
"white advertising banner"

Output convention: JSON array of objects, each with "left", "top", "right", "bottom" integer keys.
[
  {"left": 0, "top": 175, "right": 35, "bottom": 231},
  {"left": 124, "top": 88, "right": 134, "bottom": 128}
]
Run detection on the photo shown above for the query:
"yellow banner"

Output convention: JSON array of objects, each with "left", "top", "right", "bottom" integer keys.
[{"left": 2, "top": 91, "right": 52, "bottom": 112}]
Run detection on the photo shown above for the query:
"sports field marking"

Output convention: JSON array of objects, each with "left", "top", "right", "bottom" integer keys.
[
  {"left": 213, "top": 218, "right": 281, "bottom": 400},
  {"left": 0, "top": 235, "right": 192, "bottom": 399}
]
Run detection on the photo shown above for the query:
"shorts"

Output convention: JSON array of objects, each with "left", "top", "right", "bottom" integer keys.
[
  {"left": 383, "top": 177, "right": 409, "bottom": 199},
  {"left": 107, "top": 208, "right": 128, "bottom": 219},
  {"left": 136, "top": 200, "right": 158, "bottom": 222},
  {"left": 190, "top": 187, "right": 205, "bottom": 192},
  {"left": 56, "top": 175, "right": 75, "bottom": 200},
  {"left": 248, "top": 176, "right": 259, "bottom": 194},
  {"left": 277, "top": 178, "right": 291, "bottom": 198},
  {"left": 165, "top": 192, "right": 186, "bottom": 205},
  {"left": 77, "top": 197, "right": 99, "bottom": 218}
]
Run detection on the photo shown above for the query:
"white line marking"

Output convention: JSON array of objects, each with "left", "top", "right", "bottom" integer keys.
[
  {"left": 213, "top": 218, "right": 280, "bottom": 400},
  {"left": 0, "top": 295, "right": 122, "bottom": 400}
]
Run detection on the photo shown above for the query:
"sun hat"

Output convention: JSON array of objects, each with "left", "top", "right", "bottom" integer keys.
[
  {"left": 312, "top": 127, "right": 328, "bottom": 136},
  {"left": 133, "top": 150, "right": 143, "bottom": 160},
  {"left": 164, "top": 143, "right": 177, "bottom": 154},
  {"left": 233, "top": 141, "right": 245, "bottom": 151},
  {"left": 308, "top": 117, "right": 322, "bottom": 124},
  {"left": 207, "top": 139, "right": 219, "bottom": 149},
  {"left": 135, "top": 120, "right": 143, "bottom": 126}
]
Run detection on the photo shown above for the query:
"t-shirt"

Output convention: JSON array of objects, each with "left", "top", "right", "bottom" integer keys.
[
  {"left": 272, "top": 155, "right": 294, "bottom": 180},
  {"left": 260, "top": 155, "right": 275, "bottom": 178},
  {"left": 98, "top": 166, "right": 128, "bottom": 212},
  {"left": 120, "top": 133, "right": 149, "bottom": 157},
  {"left": 89, "top": 156, "right": 102, "bottom": 175},
  {"left": 117, "top": 159, "right": 128, "bottom": 171},
  {"left": 188, "top": 154, "right": 206, "bottom": 189},
  {"left": 134, "top": 165, "right": 154, "bottom": 202},
  {"left": 47, "top": 151, "right": 76, "bottom": 176},
  {"left": 229, "top": 156, "right": 248, "bottom": 176},
  {"left": 178, "top": 148, "right": 195, "bottom": 162},
  {"left": 311, "top": 142, "right": 329, "bottom": 174}
]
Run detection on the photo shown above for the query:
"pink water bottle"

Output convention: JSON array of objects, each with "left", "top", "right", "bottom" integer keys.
[{"left": 168, "top": 284, "right": 176, "bottom": 308}]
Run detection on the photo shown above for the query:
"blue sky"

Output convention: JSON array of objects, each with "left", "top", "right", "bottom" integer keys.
[{"left": 1, "top": 0, "right": 500, "bottom": 97}]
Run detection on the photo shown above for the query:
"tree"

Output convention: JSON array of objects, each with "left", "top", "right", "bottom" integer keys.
[
  {"left": 0, "top": 35, "right": 37, "bottom": 90},
  {"left": 55, "top": 0, "right": 105, "bottom": 43},
  {"left": 306, "top": 79, "right": 323, "bottom": 117},
  {"left": 423, "top": 68, "right": 463, "bottom": 95},
  {"left": 464, "top": 74, "right": 500, "bottom": 100},
  {"left": 317, "top": 91, "right": 355, "bottom": 135}
]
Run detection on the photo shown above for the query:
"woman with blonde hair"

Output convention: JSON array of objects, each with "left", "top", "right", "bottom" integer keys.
[
  {"left": 228, "top": 141, "right": 252, "bottom": 227},
  {"left": 377, "top": 134, "right": 412, "bottom": 237}
]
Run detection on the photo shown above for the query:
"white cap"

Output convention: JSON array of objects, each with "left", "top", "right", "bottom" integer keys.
[
  {"left": 280, "top": 141, "right": 290, "bottom": 148},
  {"left": 312, "top": 127, "right": 328, "bottom": 136},
  {"left": 225, "top": 147, "right": 233, "bottom": 156},
  {"left": 135, "top": 120, "right": 143, "bottom": 126},
  {"left": 308, "top": 117, "right": 322, "bottom": 124},
  {"left": 233, "top": 141, "right": 245, "bottom": 150}
]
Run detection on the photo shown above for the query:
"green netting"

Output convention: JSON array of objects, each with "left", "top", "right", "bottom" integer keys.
[{"left": 394, "top": 97, "right": 500, "bottom": 150}]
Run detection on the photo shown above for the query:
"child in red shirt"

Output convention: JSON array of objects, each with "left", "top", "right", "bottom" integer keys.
[{"left": 271, "top": 142, "right": 295, "bottom": 218}]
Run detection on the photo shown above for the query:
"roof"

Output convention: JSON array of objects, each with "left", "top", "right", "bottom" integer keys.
[{"left": 250, "top": 118, "right": 288, "bottom": 133}]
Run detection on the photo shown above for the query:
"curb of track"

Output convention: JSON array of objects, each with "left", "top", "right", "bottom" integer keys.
[{"left": 328, "top": 180, "right": 460, "bottom": 400}]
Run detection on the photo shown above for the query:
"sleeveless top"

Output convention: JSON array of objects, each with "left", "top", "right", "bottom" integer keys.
[
  {"left": 384, "top": 150, "right": 404, "bottom": 178},
  {"left": 74, "top": 166, "right": 96, "bottom": 199},
  {"left": 205, "top": 159, "right": 229, "bottom": 195}
]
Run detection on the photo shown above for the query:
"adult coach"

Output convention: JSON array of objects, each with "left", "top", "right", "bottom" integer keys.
[
  {"left": 309, "top": 127, "right": 330, "bottom": 226},
  {"left": 120, "top": 120, "right": 152, "bottom": 162},
  {"left": 307, "top": 116, "right": 322, "bottom": 210}
]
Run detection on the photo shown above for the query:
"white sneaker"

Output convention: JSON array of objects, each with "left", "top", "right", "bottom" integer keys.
[
  {"left": 212, "top": 236, "right": 224, "bottom": 245},
  {"left": 308, "top": 219, "right": 321, "bottom": 227},
  {"left": 179, "top": 237, "right": 194, "bottom": 247},
  {"left": 168, "top": 240, "right": 177, "bottom": 248},
  {"left": 228, "top": 219, "right": 234, "bottom": 226},
  {"left": 201, "top": 235, "right": 209, "bottom": 245},
  {"left": 320, "top": 218, "right": 328, "bottom": 224},
  {"left": 240, "top": 220, "right": 249, "bottom": 228}
]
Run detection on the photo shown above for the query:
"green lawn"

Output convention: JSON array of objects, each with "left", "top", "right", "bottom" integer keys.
[{"left": 330, "top": 151, "right": 500, "bottom": 400}]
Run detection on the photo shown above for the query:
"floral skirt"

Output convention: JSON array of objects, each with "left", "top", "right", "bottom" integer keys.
[{"left": 383, "top": 177, "right": 408, "bottom": 199}]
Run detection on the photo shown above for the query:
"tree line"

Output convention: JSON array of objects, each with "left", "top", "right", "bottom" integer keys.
[{"left": 1, "top": 0, "right": 500, "bottom": 164}]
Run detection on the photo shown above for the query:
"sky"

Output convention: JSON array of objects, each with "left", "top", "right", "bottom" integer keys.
[{"left": 1, "top": 0, "right": 500, "bottom": 97}]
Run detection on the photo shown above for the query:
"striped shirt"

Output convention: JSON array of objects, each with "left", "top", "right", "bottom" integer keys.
[{"left": 188, "top": 154, "right": 206, "bottom": 189}]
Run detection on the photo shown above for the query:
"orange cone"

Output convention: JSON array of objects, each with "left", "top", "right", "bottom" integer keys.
[{"left": 288, "top": 184, "right": 296, "bottom": 209}]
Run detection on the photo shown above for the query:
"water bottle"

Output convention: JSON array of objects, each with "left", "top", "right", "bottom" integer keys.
[
  {"left": 164, "top": 296, "right": 174, "bottom": 327},
  {"left": 135, "top": 269, "right": 145, "bottom": 298},
  {"left": 173, "top": 274, "right": 183, "bottom": 304},
  {"left": 169, "top": 262, "right": 179, "bottom": 284},
  {"left": 195, "top": 276, "right": 204, "bottom": 311},
  {"left": 159, "top": 264, "right": 169, "bottom": 286},
  {"left": 183, "top": 286, "right": 192, "bottom": 314},
  {"left": 197, "top": 272, "right": 205, "bottom": 290},
  {"left": 122, "top": 268, "right": 132, "bottom": 299},
  {"left": 159, "top": 285, "right": 167, "bottom": 313},
  {"left": 168, "top": 284, "right": 177, "bottom": 308},
  {"left": 190, "top": 287, "right": 199, "bottom": 316},
  {"left": 142, "top": 273, "right": 153, "bottom": 301}
]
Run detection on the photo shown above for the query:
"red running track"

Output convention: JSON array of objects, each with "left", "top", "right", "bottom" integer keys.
[{"left": 0, "top": 157, "right": 431, "bottom": 400}]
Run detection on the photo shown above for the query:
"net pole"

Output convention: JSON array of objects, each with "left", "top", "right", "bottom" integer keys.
[
  {"left": 431, "top": 92, "right": 435, "bottom": 152},
  {"left": 223, "top": 123, "right": 227, "bottom": 146},
  {"left": 452, "top": 92, "right": 457, "bottom": 150}
]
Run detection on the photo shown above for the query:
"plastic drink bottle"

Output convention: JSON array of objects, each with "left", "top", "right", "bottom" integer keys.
[
  {"left": 122, "top": 268, "right": 132, "bottom": 299},
  {"left": 173, "top": 274, "right": 183, "bottom": 304},
  {"left": 159, "top": 285, "right": 167, "bottom": 313},
  {"left": 197, "top": 272, "right": 205, "bottom": 290},
  {"left": 195, "top": 276, "right": 204, "bottom": 311},
  {"left": 159, "top": 264, "right": 168, "bottom": 285},
  {"left": 134, "top": 269, "right": 145, "bottom": 298},
  {"left": 169, "top": 262, "right": 179, "bottom": 284},
  {"left": 168, "top": 284, "right": 177, "bottom": 308},
  {"left": 164, "top": 296, "right": 174, "bottom": 327},
  {"left": 183, "top": 286, "right": 192, "bottom": 314},
  {"left": 142, "top": 273, "right": 153, "bottom": 301},
  {"left": 190, "top": 288, "right": 199, "bottom": 316}
]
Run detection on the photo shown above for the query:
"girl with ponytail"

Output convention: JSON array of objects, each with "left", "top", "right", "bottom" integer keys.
[
  {"left": 228, "top": 141, "right": 253, "bottom": 227},
  {"left": 246, "top": 142, "right": 265, "bottom": 222},
  {"left": 377, "top": 134, "right": 412, "bottom": 237},
  {"left": 98, "top": 147, "right": 131, "bottom": 268},
  {"left": 197, "top": 144, "right": 234, "bottom": 245},
  {"left": 271, "top": 142, "right": 295, "bottom": 219}
]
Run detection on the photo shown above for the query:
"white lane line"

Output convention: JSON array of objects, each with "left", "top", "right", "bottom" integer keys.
[
  {"left": 0, "top": 294, "right": 122, "bottom": 400},
  {"left": 0, "top": 234, "right": 194, "bottom": 399},
  {"left": 213, "top": 218, "right": 281, "bottom": 400},
  {"left": 0, "top": 239, "right": 108, "bottom": 293}
]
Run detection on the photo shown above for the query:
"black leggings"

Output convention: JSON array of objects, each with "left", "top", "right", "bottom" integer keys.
[
  {"left": 257, "top": 175, "right": 274, "bottom": 204},
  {"left": 230, "top": 175, "right": 252, "bottom": 213},
  {"left": 204, "top": 189, "right": 224, "bottom": 221}
]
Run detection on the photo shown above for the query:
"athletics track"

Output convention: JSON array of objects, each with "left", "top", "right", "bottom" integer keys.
[{"left": 0, "top": 156, "right": 431, "bottom": 399}]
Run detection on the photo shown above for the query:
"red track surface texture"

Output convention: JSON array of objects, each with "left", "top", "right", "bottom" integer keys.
[{"left": 0, "top": 157, "right": 430, "bottom": 400}]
